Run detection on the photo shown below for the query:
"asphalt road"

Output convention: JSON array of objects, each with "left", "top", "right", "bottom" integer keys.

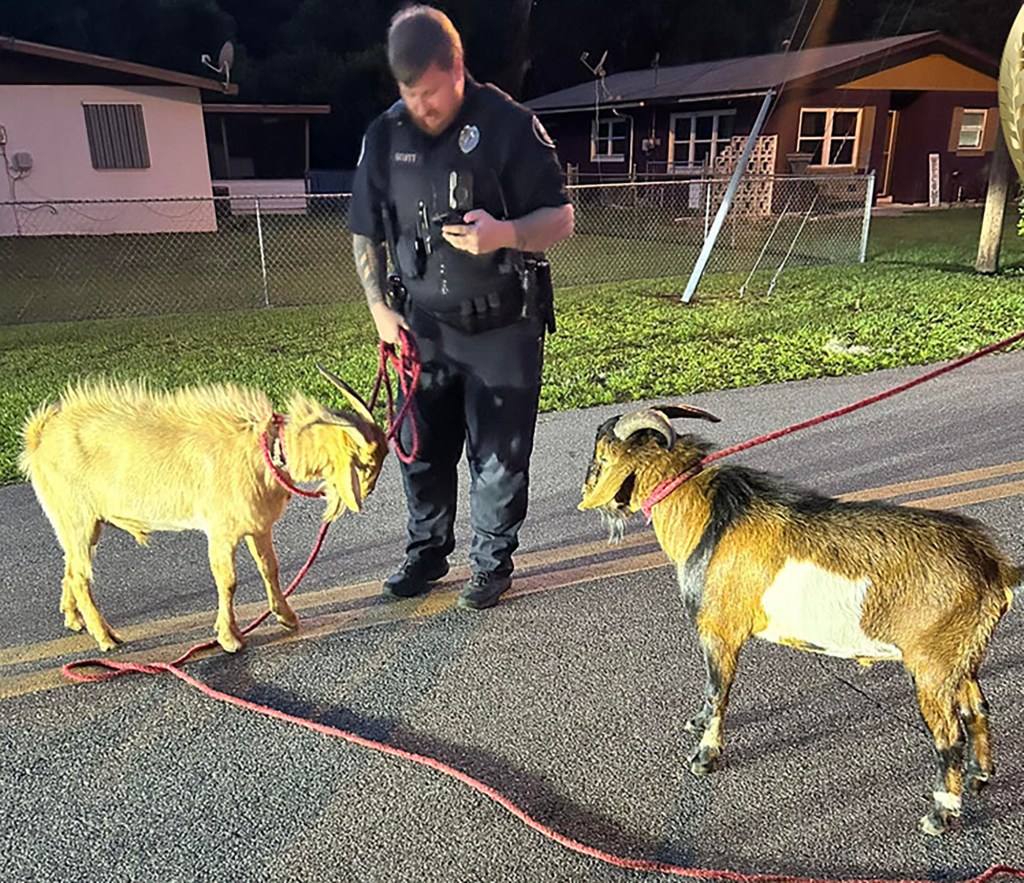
[{"left": 2, "top": 352, "right": 1023, "bottom": 883}]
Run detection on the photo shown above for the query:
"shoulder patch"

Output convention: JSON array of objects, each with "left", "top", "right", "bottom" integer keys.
[{"left": 532, "top": 115, "right": 555, "bottom": 149}]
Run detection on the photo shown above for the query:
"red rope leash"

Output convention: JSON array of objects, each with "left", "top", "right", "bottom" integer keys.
[
  {"left": 642, "top": 328, "right": 1024, "bottom": 520},
  {"left": 368, "top": 327, "right": 421, "bottom": 464}
]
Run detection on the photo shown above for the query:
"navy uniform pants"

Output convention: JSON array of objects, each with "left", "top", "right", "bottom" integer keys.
[{"left": 397, "top": 307, "right": 544, "bottom": 578}]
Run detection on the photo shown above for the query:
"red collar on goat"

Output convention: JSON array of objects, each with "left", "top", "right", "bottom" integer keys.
[
  {"left": 259, "top": 414, "right": 325, "bottom": 499},
  {"left": 641, "top": 464, "right": 704, "bottom": 521}
]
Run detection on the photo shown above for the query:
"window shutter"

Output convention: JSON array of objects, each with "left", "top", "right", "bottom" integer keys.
[
  {"left": 947, "top": 107, "right": 964, "bottom": 153},
  {"left": 83, "top": 104, "right": 151, "bottom": 170},
  {"left": 855, "top": 106, "right": 876, "bottom": 170},
  {"left": 981, "top": 107, "right": 999, "bottom": 152}
]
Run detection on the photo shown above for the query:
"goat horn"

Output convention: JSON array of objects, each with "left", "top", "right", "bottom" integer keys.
[
  {"left": 655, "top": 404, "right": 721, "bottom": 423},
  {"left": 316, "top": 363, "right": 375, "bottom": 424},
  {"left": 612, "top": 409, "right": 676, "bottom": 448}
]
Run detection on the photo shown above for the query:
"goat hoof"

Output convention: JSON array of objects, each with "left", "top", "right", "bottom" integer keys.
[
  {"left": 919, "top": 810, "right": 948, "bottom": 836},
  {"left": 688, "top": 746, "right": 722, "bottom": 776},
  {"left": 276, "top": 609, "right": 300, "bottom": 631},
  {"left": 217, "top": 632, "right": 245, "bottom": 654},
  {"left": 97, "top": 630, "right": 123, "bottom": 651}
]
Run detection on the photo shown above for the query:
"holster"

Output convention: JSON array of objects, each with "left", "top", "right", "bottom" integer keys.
[
  {"left": 386, "top": 274, "right": 409, "bottom": 315},
  {"left": 523, "top": 258, "right": 556, "bottom": 334}
]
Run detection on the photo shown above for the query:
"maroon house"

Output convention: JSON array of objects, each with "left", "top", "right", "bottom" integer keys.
[{"left": 528, "top": 31, "right": 1000, "bottom": 204}]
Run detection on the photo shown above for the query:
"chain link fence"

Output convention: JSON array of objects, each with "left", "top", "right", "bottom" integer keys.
[{"left": 0, "top": 174, "right": 872, "bottom": 325}]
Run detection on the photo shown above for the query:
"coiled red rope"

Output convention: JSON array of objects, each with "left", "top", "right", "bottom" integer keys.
[
  {"left": 642, "top": 328, "right": 1024, "bottom": 519},
  {"left": 369, "top": 327, "right": 421, "bottom": 464}
]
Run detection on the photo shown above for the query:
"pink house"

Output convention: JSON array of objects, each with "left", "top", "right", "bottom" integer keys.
[{"left": 0, "top": 36, "right": 236, "bottom": 236}]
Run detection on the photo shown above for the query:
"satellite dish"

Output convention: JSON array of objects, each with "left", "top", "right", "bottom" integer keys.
[
  {"left": 218, "top": 41, "right": 235, "bottom": 74},
  {"left": 200, "top": 39, "right": 234, "bottom": 88}
]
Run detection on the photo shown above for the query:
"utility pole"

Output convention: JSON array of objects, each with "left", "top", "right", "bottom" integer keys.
[{"left": 975, "top": 128, "right": 1012, "bottom": 274}]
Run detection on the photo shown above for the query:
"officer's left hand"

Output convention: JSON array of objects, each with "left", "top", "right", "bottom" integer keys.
[{"left": 441, "top": 209, "right": 513, "bottom": 256}]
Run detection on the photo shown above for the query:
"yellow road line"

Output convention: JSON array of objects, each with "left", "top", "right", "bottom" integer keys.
[
  {"left": 902, "top": 478, "right": 1024, "bottom": 511},
  {"left": 0, "top": 534, "right": 655, "bottom": 668},
  {"left": 3, "top": 460, "right": 1022, "bottom": 700},
  {"left": 839, "top": 460, "right": 1024, "bottom": 501},
  {"left": 0, "top": 551, "right": 670, "bottom": 700}
]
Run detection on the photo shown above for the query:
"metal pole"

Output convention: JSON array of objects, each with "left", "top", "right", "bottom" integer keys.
[
  {"left": 739, "top": 196, "right": 792, "bottom": 295},
  {"left": 682, "top": 90, "right": 774, "bottom": 303},
  {"left": 859, "top": 170, "right": 876, "bottom": 264},
  {"left": 219, "top": 116, "right": 231, "bottom": 178},
  {"left": 255, "top": 196, "right": 269, "bottom": 307},
  {"left": 767, "top": 193, "right": 817, "bottom": 295},
  {"left": 704, "top": 179, "right": 711, "bottom": 240}
]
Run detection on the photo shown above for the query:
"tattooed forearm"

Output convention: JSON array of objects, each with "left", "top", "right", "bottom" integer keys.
[{"left": 352, "top": 234, "right": 388, "bottom": 307}]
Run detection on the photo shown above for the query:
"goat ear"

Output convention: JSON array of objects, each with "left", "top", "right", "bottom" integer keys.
[
  {"left": 339, "top": 459, "right": 363, "bottom": 512},
  {"left": 337, "top": 424, "right": 378, "bottom": 513},
  {"left": 350, "top": 460, "right": 364, "bottom": 509},
  {"left": 655, "top": 404, "right": 720, "bottom": 423}
]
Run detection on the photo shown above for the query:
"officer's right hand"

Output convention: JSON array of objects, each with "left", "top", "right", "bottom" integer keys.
[{"left": 370, "top": 302, "right": 409, "bottom": 345}]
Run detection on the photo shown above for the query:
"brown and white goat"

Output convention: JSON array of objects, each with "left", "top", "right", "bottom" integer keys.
[
  {"left": 579, "top": 406, "right": 1017, "bottom": 836},
  {"left": 19, "top": 367, "right": 387, "bottom": 654}
]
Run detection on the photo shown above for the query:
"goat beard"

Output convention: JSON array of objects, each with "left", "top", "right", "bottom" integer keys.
[
  {"left": 599, "top": 505, "right": 630, "bottom": 544},
  {"left": 596, "top": 472, "right": 637, "bottom": 544}
]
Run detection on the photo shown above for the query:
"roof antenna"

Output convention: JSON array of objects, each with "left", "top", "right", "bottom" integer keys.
[
  {"left": 580, "top": 49, "right": 611, "bottom": 101},
  {"left": 200, "top": 40, "right": 234, "bottom": 91},
  {"left": 580, "top": 49, "right": 608, "bottom": 78}
]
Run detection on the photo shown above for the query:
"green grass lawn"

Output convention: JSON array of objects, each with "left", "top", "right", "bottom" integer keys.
[{"left": 2, "top": 205, "right": 1023, "bottom": 485}]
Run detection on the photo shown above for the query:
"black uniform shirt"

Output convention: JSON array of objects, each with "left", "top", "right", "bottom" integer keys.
[{"left": 349, "top": 76, "right": 569, "bottom": 314}]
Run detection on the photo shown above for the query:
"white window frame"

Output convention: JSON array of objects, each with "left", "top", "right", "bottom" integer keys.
[
  {"left": 591, "top": 116, "right": 630, "bottom": 163},
  {"left": 956, "top": 109, "right": 987, "bottom": 150},
  {"left": 797, "top": 107, "right": 862, "bottom": 169},
  {"left": 668, "top": 109, "right": 736, "bottom": 172}
]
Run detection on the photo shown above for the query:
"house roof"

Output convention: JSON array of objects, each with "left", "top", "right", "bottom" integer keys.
[
  {"left": 527, "top": 31, "right": 996, "bottom": 113},
  {"left": 0, "top": 35, "right": 238, "bottom": 94}
]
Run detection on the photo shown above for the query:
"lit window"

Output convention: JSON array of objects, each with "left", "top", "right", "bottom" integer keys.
[
  {"left": 797, "top": 108, "right": 861, "bottom": 167},
  {"left": 669, "top": 110, "right": 736, "bottom": 171},
  {"left": 957, "top": 110, "right": 986, "bottom": 150},
  {"left": 591, "top": 117, "right": 630, "bottom": 162},
  {"left": 83, "top": 103, "right": 151, "bottom": 170}
]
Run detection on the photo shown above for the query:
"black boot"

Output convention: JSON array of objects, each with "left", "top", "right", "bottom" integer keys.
[
  {"left": 382, "top": 558, "right": 450, "bottom": 599},
  {"left": 456, "top": 572, "right": 512, "bottom": 610}
]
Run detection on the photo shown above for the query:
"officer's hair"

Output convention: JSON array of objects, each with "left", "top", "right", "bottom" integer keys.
[{"left": 387, "top": 5, "right": 463, "bottom": 85}]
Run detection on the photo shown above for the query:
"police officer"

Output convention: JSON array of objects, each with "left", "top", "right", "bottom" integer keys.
[{"left": 349, "top": 5, "right": 574, "bottom": 609}]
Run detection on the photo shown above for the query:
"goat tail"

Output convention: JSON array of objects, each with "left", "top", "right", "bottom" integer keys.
[{"left": 18, "top": 401, "right": 59, "bottom": 478}]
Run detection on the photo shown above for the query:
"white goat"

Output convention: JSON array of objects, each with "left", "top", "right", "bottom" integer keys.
[{"left": 20, "top": 367, "right": 386, "bottom": 654}]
